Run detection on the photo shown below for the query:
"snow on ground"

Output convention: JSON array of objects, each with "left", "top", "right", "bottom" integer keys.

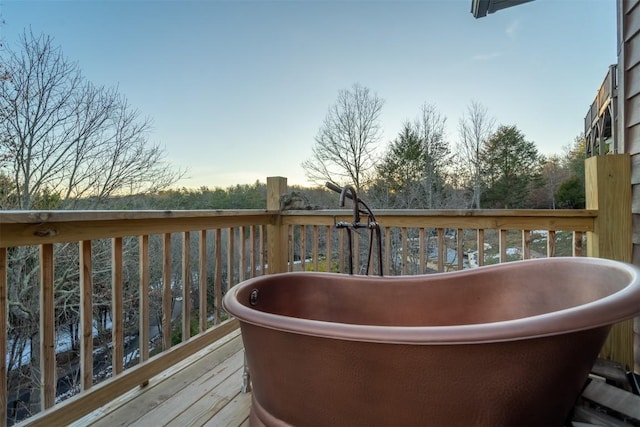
[{"left": 7, "top": 318, "right": 116, "bottom": 369}]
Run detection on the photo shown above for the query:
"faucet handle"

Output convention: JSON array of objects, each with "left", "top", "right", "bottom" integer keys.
[
  {"left": 325, "top": 181, "right": 340, "bottom": 192},
  {"left": 325, "top": 182, "right": 349, "bottom": 197}
]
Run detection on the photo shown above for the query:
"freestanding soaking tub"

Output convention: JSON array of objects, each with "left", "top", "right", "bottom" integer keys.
[{"left": 223, "top": 257, "right": 640, "bottom": 426}]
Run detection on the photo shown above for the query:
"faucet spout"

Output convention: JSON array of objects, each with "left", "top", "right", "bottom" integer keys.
[
  {"left": 326, "top": 180, "right": 383, "bottom": 276},
  {"left": 339, "top": 185, "right": 360, "bottom": 224}
]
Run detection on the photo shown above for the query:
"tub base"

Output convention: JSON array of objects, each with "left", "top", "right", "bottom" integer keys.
[
  {"left": 242, "top": 323, "right": 610, "bottom": 427},
  {"left": 250, "top": 394, "right": 292, "bottom": 427}
]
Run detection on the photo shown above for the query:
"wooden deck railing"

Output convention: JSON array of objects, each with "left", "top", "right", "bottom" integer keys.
[
  {"left": 1, "top": 160, "right": 636, "bottom": 426},
  {"left": 0, "top": 210, "right": 272, "bottom": 426},
  {"left": 0, "top": 206, "right": 601, "bottom": 426},
  {"left": 282, "top": 209, "right": 596, "bottom": 276}
]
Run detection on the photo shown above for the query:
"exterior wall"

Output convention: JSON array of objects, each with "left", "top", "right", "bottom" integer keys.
[
  {"left": 619, "top": 0, "right": 640, "bottom": 372},
  {"left": 620, "top": 1, "right": 640, "bottom": 260}
]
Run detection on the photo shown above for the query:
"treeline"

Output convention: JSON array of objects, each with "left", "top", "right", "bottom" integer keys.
[
  {"left": 302, "top": 86, "right": 587, "bottom": 211},
  {"left": 88, "top": 182, "right": 269, "bottom": 210}
]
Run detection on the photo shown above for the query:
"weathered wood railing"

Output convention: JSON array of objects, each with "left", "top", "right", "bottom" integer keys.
[
  {"left": 0, "top": 207, "right": 599, "bottom": 426},
  {"left": 1, "top": 163, "right": 637, "bottom": 426},
  {"left": 0, "top": 210, "right": 273, "bottom": 426},
  {"left": 282, "top": 209, "right": 596, "bottom": 276}
]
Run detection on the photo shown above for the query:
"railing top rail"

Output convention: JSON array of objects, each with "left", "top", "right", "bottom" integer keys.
[
  {"left": 281, "top": 209, "right": 597, "bottom": 218},
  {"left": 0, "top": 210, "right": 276, "bottom": 248},
  {"left": 281, "top": 209, "right": 597, "bottom": 231},
  {"left": 0, "top": 208, "right": 597, "bottom": 248},
  {"left": 0, "top": 209, "right": 273, "bottom": 223}
]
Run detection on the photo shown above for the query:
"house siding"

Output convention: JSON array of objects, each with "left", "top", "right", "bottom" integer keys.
[
  {"left": 620, "top": 0, "right": 640, "bottom": 373},
  {"left": 631, "top": 152, "right": 640, "bottom": 183},
  {"left": 625, "top": 0, "right": 640, "bottom": 14},
  {"left": 625, "top": 62, "right": 640, "bottom": 95},
  {"left": 628, "top": 93, "right": 640, "bottom": 128},
  {"left": 622, "top": 1, "right": 640, "bottom": 261}
]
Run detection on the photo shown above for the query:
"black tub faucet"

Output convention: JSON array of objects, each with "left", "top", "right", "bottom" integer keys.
[{"left": 339, "top": 184, "right": 360, "bottom": 224}]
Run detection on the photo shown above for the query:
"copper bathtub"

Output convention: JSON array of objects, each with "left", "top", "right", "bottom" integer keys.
[{"left": 223, "top": 257, "right": 640, "bottom": 426}]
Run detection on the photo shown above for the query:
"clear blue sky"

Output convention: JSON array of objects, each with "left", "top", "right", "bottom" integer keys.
[{"left": 2, "top": 0, "right": 617, "bottom": 189}]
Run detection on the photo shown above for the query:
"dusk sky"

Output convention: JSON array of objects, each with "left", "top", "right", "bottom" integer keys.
[{"left": 2, "top": 0, "right": 617, "bottom": 188}]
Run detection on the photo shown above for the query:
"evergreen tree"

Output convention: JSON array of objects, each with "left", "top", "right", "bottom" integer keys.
[
  {"left": 373, "top": 123, "right": 424, "bottom": 208},
  {"left": 371, "top": 104, "right": 451, "bottom": 208},
  {"left": 481, "top": 125, "right": 543, "bottom": 208}
]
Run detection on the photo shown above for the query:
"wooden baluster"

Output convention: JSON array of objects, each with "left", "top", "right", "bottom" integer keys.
[
  {"left": 522, "top": 230, "right": 531, "bottom": 260},
  {"left": 339, "top": 228, "right": 345, "bottom": 273},
  {"left": 239, "top": 226, "right": 246, "bottom": 282},
  {"left": 259, "top": 225, "right": 266, "bottom": 276},
  {"left": 112, "top": 238, "right": 124, "bottom": 375},
  {"left": 353, "top": 230, "right": 360, "bottom": 274},
  {"left": 457, "top": 228, "right": 464, "bottom": 270},
  {"left": 499, "top": 229, "right": 507, "bottom": 263},
  {"left": 477, "top": 229, "right": 485, "bottom": 267},
  {"left": 0, "top": 248, "right": 6, "bottom": 426},
  {"left": 215, "top": 229, "right": 223, "bottom": 324},
  {"left": 419, "top": 228, "right": 425, "bottom": 274},
  {"left": 437, "top": 228, "right": 445, "bottom": 272},
  {"left": 325, "top": 226, "right": 332, "bottom": 273},
  {"left": 182, "top": 232, "right": 191, "bottom": 342},
  {"left": 547, "top": 230, "right": 556, "bottom": 257},
  {"left": 384, "top": 227, "right": 391, "bottom": 276},
  {"left": 40, "top": 244, "right": 56, "bottom": 409},
  {"left": 313, "top": 226, "right": 319, "bottom": 272},
  {"left": 573, "top": 231, "right": 583, "bottom": 257},
  {"left": 139, "top": 235, "right": 150, "bottom": 363},
  {"left": 288, "top": 225, "right": 294, "bottom": 272},
  {"left": 300, "top": 225, "right": 306, "bottom": 271},
  {"left": 250, "top": 226, "right": 256, "bottom": 279},
  {"left": 199, "top": 230, "right": 207, "bottom": 333},
  {"left": 79, "top": 241, "right": 93, "bottom": 391},
  {"left": 228, "top": 228, "right": 235, "bottom": 286},
  {"left": 401, "top": 227, "right": 408, "bottom": 275},
  {"left": 162, "top": 233, "right": 172, "bottom": 350}
]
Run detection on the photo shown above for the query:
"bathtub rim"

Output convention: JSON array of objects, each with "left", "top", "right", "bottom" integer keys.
[{"left": 222, "top": 257, "right": 640, "bottom": 345}]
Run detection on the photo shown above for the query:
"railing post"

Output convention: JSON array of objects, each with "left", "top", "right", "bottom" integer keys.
[
  {"left": 267, "top": 177, "right": 288, "bottom": 274},
  {"left": 585, "top": 154, "right": 635, "bottom": 370}
]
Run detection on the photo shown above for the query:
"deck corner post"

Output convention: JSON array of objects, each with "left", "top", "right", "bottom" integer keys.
[
  {"left": 266, "top": 177, "right": 288, "bottom": 274},
  {"left": 585, "top": 154, "right": 632, "bottom": 262},
  {"left": 585, "top": 154, "right": 636, "bottom": 371}
]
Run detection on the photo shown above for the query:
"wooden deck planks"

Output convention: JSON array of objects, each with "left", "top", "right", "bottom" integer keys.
[
  {"left": 202, "top": 392, "right": 251, "bottom": 427},
  {"left": 582, "top": 379, "right": 640, "bottom": 421},
  {"left": 71, "top": 329, "right": 248, "bottom": 427},
  {"left": 146, "top": 353, "right": 244, "bottom": 426}
]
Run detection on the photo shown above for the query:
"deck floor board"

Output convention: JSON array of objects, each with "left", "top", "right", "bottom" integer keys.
[{"left": 75, "top": 329, "right": 249, "bottom": 427}]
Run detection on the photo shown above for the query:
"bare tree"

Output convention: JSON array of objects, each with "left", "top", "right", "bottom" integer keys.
[
  {"left": 0, "top": 30, "right": 182, "bottom": 210},
  {"left": 415, "top": 103, "right": 451, "bottom": 209},
  {"left": 527, "top": 154, "right": 568, "bottom": 208},
  {"left": 0, "top": 30, "right": 184, "bottom": 420},
  {"left": 302, "top": 83, "right": 384, "bottom": 190},
  {"left": 457, "top": 101, "right": 495, "bottom": 209}
]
